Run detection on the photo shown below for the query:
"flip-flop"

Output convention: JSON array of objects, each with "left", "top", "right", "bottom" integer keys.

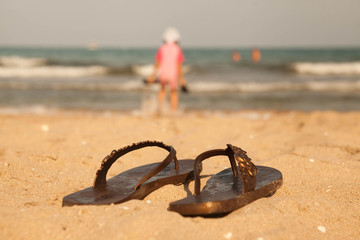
[
  {"left": 169, "top": 144, "right": 283, "bottom": 216},
  {"left": 62, "top": 141, "right": 195, "bottom": 206}
]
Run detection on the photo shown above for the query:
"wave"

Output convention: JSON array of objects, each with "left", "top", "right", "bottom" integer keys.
[
  {"left": 0, "top": 66, "right": 109, "bottom": 78},
  {"left": 0, "top": 105, "right": 59, "bottom": 115},
  {"left": 1, "top": 79, "right": 359, "bottom": 93},
  {"left": 190, "top": 80, "right": 360, "bottom": 93},
  {"left": 0, "top": 64, "right": 190, "bottom": 78},
  {"left": 0, "top": 56, "right": 192, "bottom": 78},
  {"left": 132, "top": 62, "right": 360, "bottom": 77},
  {"left": 2, "top": 56, "right": 360, "bottom": 79},
  {"left": 290, "top": 62, "right": 360, "bottom": 75},
  {"left": 0, "top": 56, "right": 107, "bottom": 78},
  {"left": 132, "top": 64, "right": 191, "bottom": 77},
  {"left": 0, "top": 80, "right": 146, "bottom": 91},
  {"left": 0, "top": 56, "right": 48, "bottom": 68}
]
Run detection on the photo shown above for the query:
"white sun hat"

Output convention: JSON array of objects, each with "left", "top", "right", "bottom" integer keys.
[{"left": 162, "top": 27, "right": 181, "bottom": 43}]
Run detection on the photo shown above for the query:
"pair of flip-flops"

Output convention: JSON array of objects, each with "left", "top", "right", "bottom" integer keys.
[{"left": 62, "top": 140, "right": 283, "bottom": 216}]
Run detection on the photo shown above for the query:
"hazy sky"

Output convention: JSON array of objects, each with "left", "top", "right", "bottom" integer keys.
[{"left": 1, "top": 0, "right": 359, "bottom": 48}]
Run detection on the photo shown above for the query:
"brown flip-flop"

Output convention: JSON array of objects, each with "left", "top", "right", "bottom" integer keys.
[
  {"left": 168, "top": 144, "right": 283, "bottom": 216},
  {"left": 62, "top": 141, "right": 195, "bottom": 206}
]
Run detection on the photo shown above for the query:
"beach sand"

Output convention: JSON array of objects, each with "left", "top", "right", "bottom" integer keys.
[{"left": 0, "top": 110, "right": 359, "bottom": 239}]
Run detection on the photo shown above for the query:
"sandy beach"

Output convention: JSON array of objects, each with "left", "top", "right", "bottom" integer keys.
[{"left": 0, "top": 110, "right": 359, "bottom": 239}]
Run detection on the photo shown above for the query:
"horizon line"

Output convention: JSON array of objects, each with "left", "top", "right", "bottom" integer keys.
[{"left": 1, "top": 44, "right": 360, "bottom": 50}]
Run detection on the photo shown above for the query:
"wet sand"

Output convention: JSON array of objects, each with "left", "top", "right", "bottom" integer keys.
[{"left": 0, "top": 110, "right": 359, "bottom": 239}]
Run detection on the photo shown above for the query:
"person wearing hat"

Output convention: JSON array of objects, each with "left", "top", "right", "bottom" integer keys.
[{"left": 147, "top": 27, "right": 187, "bottom": 112}]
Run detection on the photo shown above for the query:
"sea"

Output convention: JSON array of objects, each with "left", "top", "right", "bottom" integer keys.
[{"left": 0, "top": 47, "right": 359, "bottom": 113}]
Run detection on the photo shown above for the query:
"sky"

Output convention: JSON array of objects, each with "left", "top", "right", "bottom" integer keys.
[{"left": 0, "top": 0, "right": 359, "bottom": 48}]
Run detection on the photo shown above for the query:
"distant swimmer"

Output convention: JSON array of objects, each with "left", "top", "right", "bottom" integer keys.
[
  {"left": 232, "top": 51, "right": 241, "bottom": 62},
  {"left": 252, "top": 48, "right": 261, "bottom": 62},
  {"left": 87, "top": 41, "right": 98, "bottom": 51}
]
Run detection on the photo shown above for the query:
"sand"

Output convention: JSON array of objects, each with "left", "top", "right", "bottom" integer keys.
[{"left": 0, "top": 110, "right": 359, "bottom": 239}]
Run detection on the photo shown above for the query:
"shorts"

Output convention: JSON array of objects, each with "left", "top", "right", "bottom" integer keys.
[{"left": 159, "top": 78, "right": 178, "bottom": 90}]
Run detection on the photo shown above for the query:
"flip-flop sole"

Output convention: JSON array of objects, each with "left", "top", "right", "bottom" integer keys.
[
  {"left": 168, "top": 166, "right": 282, "bottom": 216},
  {"left": 62, "top": 159, "right": 194, "bottom": 206}
]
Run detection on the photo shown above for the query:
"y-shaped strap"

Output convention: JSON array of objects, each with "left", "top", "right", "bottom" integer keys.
[
  {"left": 93, "top": 141, "right": 178, "bottom": 189},
  {"left": 193, "top": 144, "right": 258, "bottom": 196}
]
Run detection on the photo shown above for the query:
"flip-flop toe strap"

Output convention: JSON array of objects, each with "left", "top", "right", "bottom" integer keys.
[
  {"left": 193, "top": 144, "right": 258, "bottom": 196},
  {"left": 93, "top": 141, "right": 178, "bottom": 189}
]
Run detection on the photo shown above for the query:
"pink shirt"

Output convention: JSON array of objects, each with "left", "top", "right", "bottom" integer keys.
[{"left": 155, "top": 43, "right": 184, "bottom": 84}]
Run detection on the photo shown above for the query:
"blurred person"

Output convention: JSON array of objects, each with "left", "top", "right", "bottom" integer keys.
[
  {"left": 232, "top": 51, "right": 241, "bottom": 62},
  {"left": 252, "top": 47, "right": 261, "bottom": 62},
  {"left": 147, "top": 27, "right": 187, "bottom": 112}
]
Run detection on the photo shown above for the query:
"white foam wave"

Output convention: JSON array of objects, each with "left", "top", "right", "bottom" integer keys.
[
  {"left": 0, "top": 105, "right": 58, "bottom": 115},
  {"left": 0, "top": 80, "right": 153, "bottom": 92},
  {"left": 132, "top": 64, "right": 155, "bottom": 77},
  {"left": 291, "top": 62, "right": 360, "bottom": 75},
  {"left": 303, "top": 80, "right": 360, "bottom": 92},
  {"left": 132, "top": 64, "right": 191, "bottom": 77},
  {"left": 0, "top": 79, "right": 359, "bottom": 93},
  {"left": 189, "top": 82, "right": 299, "bottom": 93},
  {"left": 0, "top": 56, "right": 48, "bottom": 68},
  {"left": 0, "top": 66, "right": 108, "bottom": 78},
  {"left": 189, "top": 80, "right": 360, "bottom": 93}
]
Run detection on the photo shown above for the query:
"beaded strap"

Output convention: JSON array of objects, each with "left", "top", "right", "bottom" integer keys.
[
  {"left": 93, "top": 141, "right": 178, "bottom": 189},
  {"left": 193, "top": 144, "right": 257, "bottom": 196}
]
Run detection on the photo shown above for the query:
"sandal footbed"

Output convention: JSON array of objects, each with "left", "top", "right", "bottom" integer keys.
[
  {"left": 62, "top": 159, "right": 194, "bottom": 206},
  {"left": 169, "top": 166, "right": 282, "bottom": 216}
]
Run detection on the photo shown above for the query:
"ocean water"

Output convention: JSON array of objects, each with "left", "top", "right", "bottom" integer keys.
[{"left": 0, "top": 47, "right": 359, "bottom": 112}]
